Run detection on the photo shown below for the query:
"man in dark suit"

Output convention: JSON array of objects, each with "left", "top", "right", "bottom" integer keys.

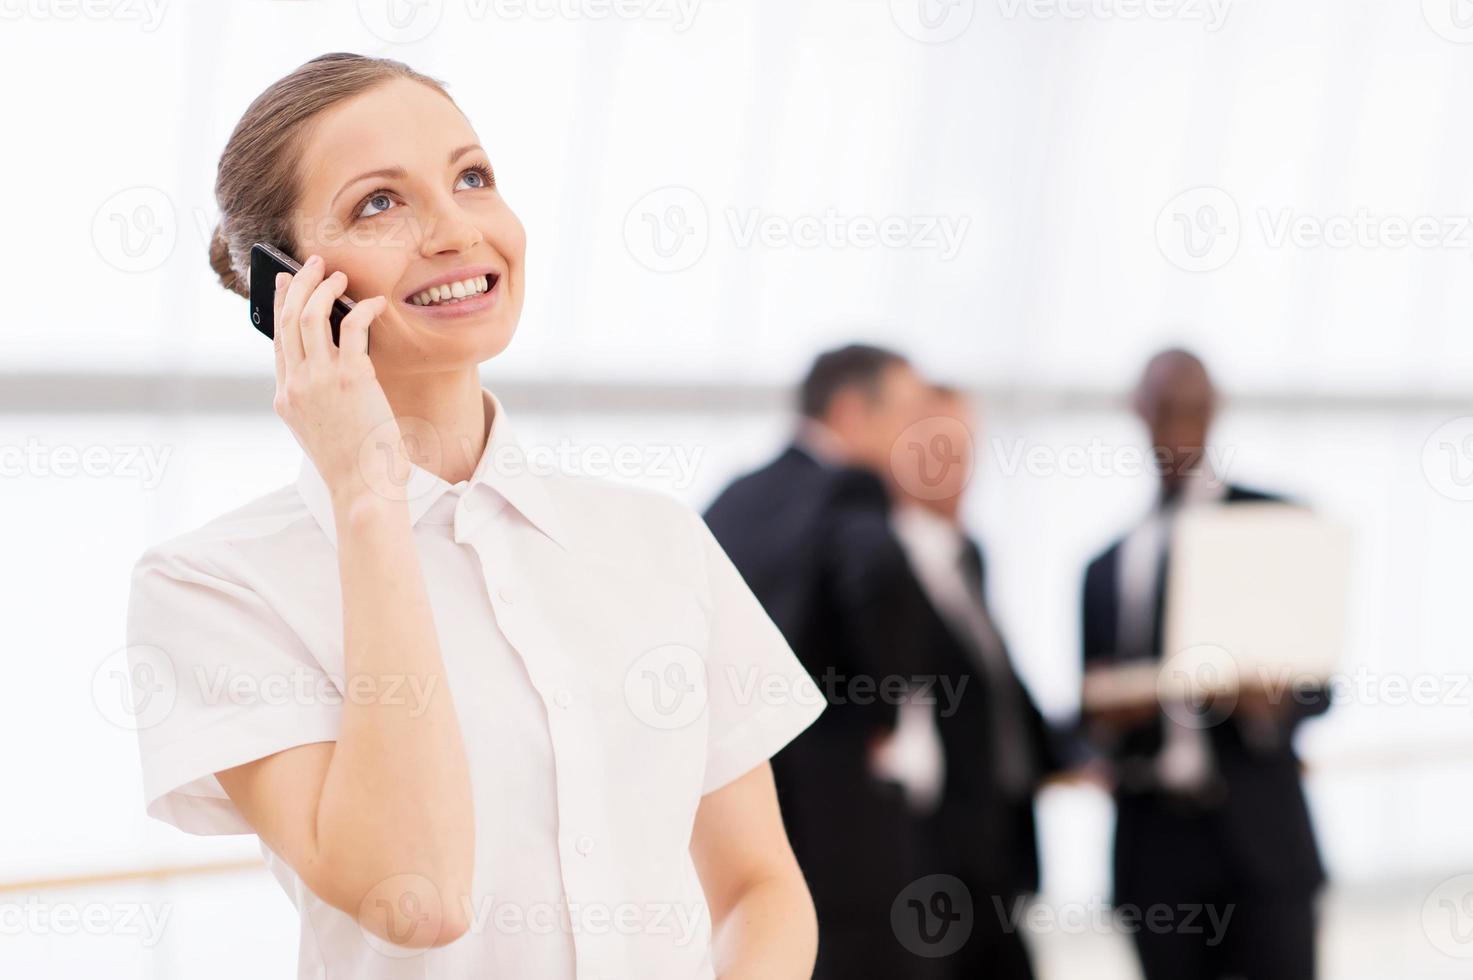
[
  {"left": 1080, "top": 349, "right": 1330, "bottom": 980},
  {"left": 886, "top": 384, "right": 1069, "bottom": 980},
  {"left": 704, "top": 344, "right": 944, "bottom": 980}
]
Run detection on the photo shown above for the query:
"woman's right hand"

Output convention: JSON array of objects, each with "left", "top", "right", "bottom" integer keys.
[
  {"left": 271, "top": 253, "right": 398, "bottom": 506},
  {"left": 228, "top": 252, "right": 474, "bottom": 944}
]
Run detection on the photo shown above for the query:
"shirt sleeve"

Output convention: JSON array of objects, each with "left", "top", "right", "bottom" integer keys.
[
  {"left": 124, "top": 543, "right": 343, "bottom": 835},
  {"left": 685, "top": 507, "right": 826, "bottom": 796}
]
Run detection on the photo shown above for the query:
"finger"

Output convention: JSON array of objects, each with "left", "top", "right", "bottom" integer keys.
[
  {"left": 272, "top": 327, "right": 286, "bottom": 389},
  {"left": 338, "top": 295, "right": 385, "bottom": 360},
  {"left": 272, "top": 272, "right": 292, "bottom": 383},
  {"left": 273, "top": 271, "right": 302, "bottom": 368},
  {"left": 301, "top": 269, "right": 349, "bottom": 361},
  {"left": 281, "top": 254, "right": 326, "bottom": 362}
]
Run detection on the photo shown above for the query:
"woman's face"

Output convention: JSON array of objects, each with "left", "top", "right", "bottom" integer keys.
[{"left": 291, "top": 78, "right": 526, "bottom": 375}]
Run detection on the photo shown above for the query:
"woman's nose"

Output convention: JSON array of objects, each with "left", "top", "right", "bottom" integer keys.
[{"left": 418, "top": 199, "right": 483, "bottom": 256}]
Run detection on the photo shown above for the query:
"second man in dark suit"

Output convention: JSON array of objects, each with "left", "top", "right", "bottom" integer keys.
[{"left": 886, "top": 383, "right": 1067, "bottom": 980}]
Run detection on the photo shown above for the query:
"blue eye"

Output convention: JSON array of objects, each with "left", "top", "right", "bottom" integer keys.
[
  {"left": 359, "top": 192, "right": 395, "bottom": 218},
  {"left": 457, "top": 162, "right": 496, "bottom": 191},
  {"left": 352, "top": 164, "right": 496, "bottom": 221}
]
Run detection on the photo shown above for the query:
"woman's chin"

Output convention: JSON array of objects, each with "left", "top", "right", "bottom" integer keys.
[
  {"left": 370, "top": 317, "right": 518, "bottom": 372},
  {"left": 469, "top": 327, "right": 517, "bottom": 362}
]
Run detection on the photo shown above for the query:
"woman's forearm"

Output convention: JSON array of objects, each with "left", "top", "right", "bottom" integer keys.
[
  {"left": 313, "top": 489, "right": 475, "bottom": 934},
  {"left": 711, "top": 872, "right": 819, "bottom": 980}
]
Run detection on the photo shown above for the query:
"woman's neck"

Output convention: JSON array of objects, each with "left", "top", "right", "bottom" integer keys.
[{"left": 377, "top": 367, "right": 490, "bottom": 486}]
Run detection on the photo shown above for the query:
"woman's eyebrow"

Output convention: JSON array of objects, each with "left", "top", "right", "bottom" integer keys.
[{"left": 331, "top": 143, "right": 484, "bottom": 208}]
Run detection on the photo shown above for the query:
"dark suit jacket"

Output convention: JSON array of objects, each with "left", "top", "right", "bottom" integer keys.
[
  {"left": 704, "top": 444, "right": 937, "bottom": 917},
  {"left": 1081, "top": 485, "right": 1330, "bottom": 903},
  {"left": 918, "top": 537, "right": 1064, "bottom": 900}
]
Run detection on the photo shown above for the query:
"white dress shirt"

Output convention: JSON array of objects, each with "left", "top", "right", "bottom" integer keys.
[
  {"left": 1114, "top": 467, "right": 1227, "bottom": 793},
  {"left": 874, "top": 506, "right": 952, "bottom": 813},
  {"left": 124, "top": 387, "right": 825, "bottom": 980},
  {"left": 889, "top": 504, "right": 1036, "bottom": 807}
]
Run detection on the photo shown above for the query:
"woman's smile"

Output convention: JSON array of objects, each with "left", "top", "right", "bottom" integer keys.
[{"left": 400, "top": 266, "right": 504, "bottom": 320}]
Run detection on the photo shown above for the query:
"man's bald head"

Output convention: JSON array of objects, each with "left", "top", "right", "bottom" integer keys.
[{"left": 1133, "top": 348, "right": 1217, "bottom": 491}]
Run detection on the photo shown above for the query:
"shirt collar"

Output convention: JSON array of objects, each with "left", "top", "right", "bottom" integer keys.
[
  {"left": 1158, "top": 463, "right": 1229, "bottom": 512},
  {"left": 295, "top": 386, "right": 571, "bottom": 551},
  {"left": 792, "top": 418, "right": 850, "bottom": 469},
  {"left": 892, "top": 500, "right": 966, "bottom": 562}
]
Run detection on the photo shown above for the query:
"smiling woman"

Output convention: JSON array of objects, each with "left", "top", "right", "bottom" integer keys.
[
  {"left": 209, "top": 56, "right": 526, "bottom": 370},
  {"left": 129, "top": 52, "right": 823, "bottom": 980}
]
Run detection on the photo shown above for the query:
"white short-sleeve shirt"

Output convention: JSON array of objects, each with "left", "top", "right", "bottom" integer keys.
[{"left": 123, "top": 387, "right": 825, "bottom": 980}]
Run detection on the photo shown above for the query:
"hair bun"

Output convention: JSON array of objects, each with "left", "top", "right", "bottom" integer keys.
[{"left": 209, "top": 222, "right": 247, "bottom": 299}]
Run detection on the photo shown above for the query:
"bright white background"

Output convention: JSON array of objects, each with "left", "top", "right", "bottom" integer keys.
[{"left": 4, "top": 1, "right": 1473, "bottom": 977}]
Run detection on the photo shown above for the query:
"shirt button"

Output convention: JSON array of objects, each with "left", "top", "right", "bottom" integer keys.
[
  {"left": 575, "top": 835, "right": 596, "bottom": 856},
  {"left": 554, "top": 689, "right": 573, "bottom": 709},
  {"left": 498, "top": 587, "right": 515, "bottom": 604}
]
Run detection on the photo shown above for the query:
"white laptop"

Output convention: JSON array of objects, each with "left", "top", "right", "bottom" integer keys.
[
  {"left": 1162, "top": 501, "right": 1352, "bottom": 694},
  {"left": 1082, "top": 502, "right": 1353, "bottom": 709}
]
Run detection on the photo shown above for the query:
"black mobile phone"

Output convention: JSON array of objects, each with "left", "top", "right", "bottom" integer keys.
[{"left": 248, "top": 242, "right": 365, "bottom": 352}]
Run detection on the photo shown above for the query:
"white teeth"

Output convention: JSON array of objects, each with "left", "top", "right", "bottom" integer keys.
[{"left": 411, "top": 275, "right": 492, "bottom": 306}]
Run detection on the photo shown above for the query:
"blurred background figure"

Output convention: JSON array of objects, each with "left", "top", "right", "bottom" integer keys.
[
  {"left": 883, "top": 382, "right": 1072, "bottom": 980},
  {"left": 1079, "top": 349, "right": 1331, "bottom": 980},
  {"left": 702, "top": 344, "right": 941, "bottom": 979}
]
